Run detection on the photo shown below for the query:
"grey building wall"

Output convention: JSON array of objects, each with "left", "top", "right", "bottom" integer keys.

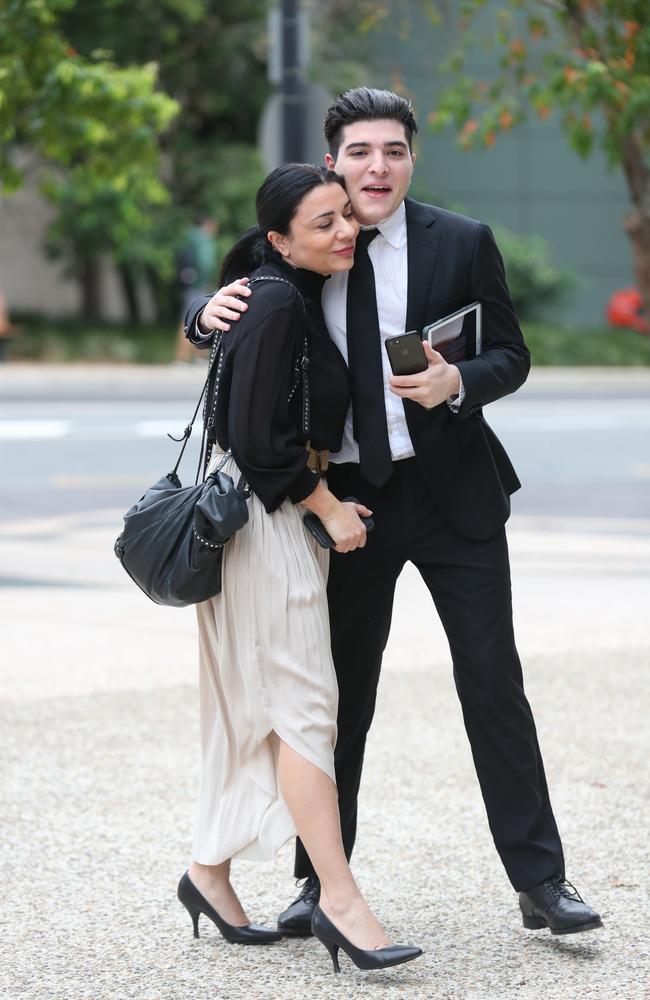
[{"left": 368, "top": 2, "right": 633, "bottom": 327}]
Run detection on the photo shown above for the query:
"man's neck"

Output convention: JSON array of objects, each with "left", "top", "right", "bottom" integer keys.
[{"left": 357, "top": 200, "right": 406, "bottom": 230}]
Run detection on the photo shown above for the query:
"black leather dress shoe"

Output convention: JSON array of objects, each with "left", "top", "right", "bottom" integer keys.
[
  {"left": 519, "top": 876, "right": 603, "bottom": 935},
  {"left": 277, "top": 876, "right": 320, "bottom": 936}
]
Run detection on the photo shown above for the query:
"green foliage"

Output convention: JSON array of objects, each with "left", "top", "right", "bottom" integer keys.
[
  {"left": 9, "top": 313, "right": 650, "bottom": 367},
  {"left": 173, "top": 143, "right": 265, "bottom": 255},
  {"left": 8, "top": 314, "right": 177, "bottom": 363},
  {"left": 430, "top": 0, "right": 650, "bottom": 165},
  {"left": 58, "top": 0, "right": 270, "bottom": 252},
  {"left": 0, "top": 1, "right": 178, "bottom": 268},
  {"left": 493, "top": 225, "right": 576, "bottom": 322},
  {"left": 3, "top": 0, "right": 401, "bottom": 326},
  {"left": 524, "top": 322, "right": 650, "bottom": 366},
  {"left": 1, "top": 0, "right": 270, "bottom": 319}
]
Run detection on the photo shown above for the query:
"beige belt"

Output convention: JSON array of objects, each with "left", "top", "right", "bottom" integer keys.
[{"left": 306, "top": 443, "right": 329, "bottom": 474}]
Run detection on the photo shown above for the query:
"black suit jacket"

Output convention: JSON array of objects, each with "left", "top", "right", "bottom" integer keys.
[
  {"left": 185, "top": 197, "right": 530, "bottom": 540},
  {"left": 400, "top": 197, "right": 529, "bottom": 539}
]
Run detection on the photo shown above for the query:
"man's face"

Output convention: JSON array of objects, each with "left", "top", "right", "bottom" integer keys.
[{"left": 326, "top": 118, "right": 416, "bottom": 226}]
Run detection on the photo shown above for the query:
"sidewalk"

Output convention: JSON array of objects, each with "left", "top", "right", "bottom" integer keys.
[
  {"left": 1, "top": 361, "right": 650, "bottom": 401},
  {"left": 1, "top": 370, "right": 649, "bottom": 999}
]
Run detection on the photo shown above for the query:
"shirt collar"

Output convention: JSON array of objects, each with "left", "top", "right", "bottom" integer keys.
[{"left": 360, "top": 201, "right": 406, "bottom": 250}]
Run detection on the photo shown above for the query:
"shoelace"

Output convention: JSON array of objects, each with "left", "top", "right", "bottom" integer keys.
[
  {"left": 548, "top": 876, "right": 584, "bottom": 904},
  {"left": 296, "top": 876, "right": 320, "bottom": 903}
]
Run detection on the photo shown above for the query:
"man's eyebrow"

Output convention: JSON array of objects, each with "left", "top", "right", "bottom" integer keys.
[{"left": 344, "top": 140, "right": 408, "bottom": 151}]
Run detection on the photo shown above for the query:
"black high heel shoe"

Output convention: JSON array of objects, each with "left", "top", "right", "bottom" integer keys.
[
  {"left": 311, "top": 905, "right": 423, "bottom": 973},
  {"left": 177, "top": 871, "right": 281, "bottom": 945}
]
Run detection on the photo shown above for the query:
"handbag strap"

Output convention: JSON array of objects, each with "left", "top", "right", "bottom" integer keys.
[
  {"left": 246, "top": 275, "right": 310, "bottom": 436},
  {"left": 167, "top": 333, "right": 222, "bottom": 482},
  {"left": 194, "top": 274, "right": 311, "bottom": 482}
]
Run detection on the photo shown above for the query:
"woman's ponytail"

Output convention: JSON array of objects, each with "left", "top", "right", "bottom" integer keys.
[{"left": 218, "top": 226, "right": 271, "bottom": 286}]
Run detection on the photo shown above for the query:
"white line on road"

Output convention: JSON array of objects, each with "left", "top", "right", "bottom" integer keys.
[
  {"left": 1, "top": 402, "right": 649, "bottom": 439},
  {"left": 0, "top": 420, "right": 71, "bottom": 439},
  {"left": 135, "top": 420, "right": 186, "bottom": 438}
]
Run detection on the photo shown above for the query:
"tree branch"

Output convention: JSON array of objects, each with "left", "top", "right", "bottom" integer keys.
[{"left": 621, "top": 133, "right": 650, "bottom": 209}]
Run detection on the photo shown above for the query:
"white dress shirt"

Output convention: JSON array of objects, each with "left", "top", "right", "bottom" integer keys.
[
  {"left": 322, "top": 202, "right": 463, "bottom": 466},
  {"left": 193, "top": 201, "right": 463, "bottom": 463}
]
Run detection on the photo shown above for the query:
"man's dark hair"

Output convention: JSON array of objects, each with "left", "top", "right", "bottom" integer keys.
[{"left": 323, "top": 87, "right": 418, "bottom": 159}]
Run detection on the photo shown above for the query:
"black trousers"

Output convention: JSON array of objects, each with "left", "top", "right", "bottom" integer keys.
[{"left": 294, "top": 458, "right": 564, "bottom": 892}]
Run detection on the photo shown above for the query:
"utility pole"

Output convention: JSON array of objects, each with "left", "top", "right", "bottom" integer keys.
[
  {"left": 263, "top": 2, "right": 329, "bottom": 171},
  {"left": 279, "top": 0, "right": 307, "bottom": 163}
]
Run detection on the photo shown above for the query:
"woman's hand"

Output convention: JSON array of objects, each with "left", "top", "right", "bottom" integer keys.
[
  {"left": 301, "top": 482, "right": 372, "bottom": 553},
  {"left": 199, "top": 277, "right": 251, "bottom": 334},
  {"left": 322, "top": 500, "right": 372, "bottom": 553}
]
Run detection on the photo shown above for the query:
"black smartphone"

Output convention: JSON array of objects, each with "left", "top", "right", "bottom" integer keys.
[{"left": 384, "top": 331, "right": 428, "bottom": 376}]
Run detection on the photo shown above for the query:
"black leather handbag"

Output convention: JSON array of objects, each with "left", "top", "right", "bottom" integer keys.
[{"left": 114, "top": 333, "right": 250, "bottom": 607}]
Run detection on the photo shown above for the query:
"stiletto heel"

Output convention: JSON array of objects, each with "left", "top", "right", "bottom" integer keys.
[
  {"left": 177, "top": 871, "right": 281, "bottom": 945},
  {"left": 324, "top": 941, "right": 341, "bottom": 973},
  {"left": 311, "top": 905, "right": 422, "bottom": 973},
  {"left": 178, "top": 898, "right": 202, "bottom": 938}
]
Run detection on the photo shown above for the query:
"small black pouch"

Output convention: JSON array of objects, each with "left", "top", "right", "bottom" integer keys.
[{"left": 303, "top": 497, "right": 374, "bottom": 549}]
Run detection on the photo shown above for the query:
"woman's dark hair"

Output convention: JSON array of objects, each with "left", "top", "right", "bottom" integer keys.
[
  {"left": 219, "top": 163, "right": 346, "bottom": 285},
  {"left": 323, "top": 87, "right": 418, "bottom": 159}
]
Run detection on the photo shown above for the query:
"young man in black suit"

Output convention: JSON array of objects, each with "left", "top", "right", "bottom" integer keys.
[{"left": 186, "top": 88, "right": 601, "bottom": 938}]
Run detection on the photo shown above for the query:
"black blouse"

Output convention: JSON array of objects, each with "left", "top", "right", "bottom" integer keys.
[{"left": 214, "top": 259, "right": 350, "bottom": 513}]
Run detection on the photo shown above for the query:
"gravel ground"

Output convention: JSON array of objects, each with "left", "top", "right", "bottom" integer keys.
[{"left": 1, "top": 508, "right": 649, "bottom": 1000}]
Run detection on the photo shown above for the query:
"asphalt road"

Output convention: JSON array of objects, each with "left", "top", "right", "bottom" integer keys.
[{"left": 1, "top": 364, "right": 649, "bottom": 526}]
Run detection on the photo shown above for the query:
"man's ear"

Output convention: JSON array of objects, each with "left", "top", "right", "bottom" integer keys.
[{"left": 324, "top": 153, "right": 336, "bottom": 171}]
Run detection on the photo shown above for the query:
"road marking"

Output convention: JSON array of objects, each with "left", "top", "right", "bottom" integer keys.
[
  {"left": 0, "top": 420, "right": 70, "bottom": 439},
  {"left": 0, "top": 404, "right": 649, "bottom": 439},
  {"left": 135, "top": 420, "right": 184, "bottom": 437},
  {"left": 52, "top": 475, "right": 147, "bottom": 489}
]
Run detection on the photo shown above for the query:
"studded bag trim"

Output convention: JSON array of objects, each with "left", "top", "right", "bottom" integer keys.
[{"left": 201, "top": 275, "right": 311, "bottom": 475}]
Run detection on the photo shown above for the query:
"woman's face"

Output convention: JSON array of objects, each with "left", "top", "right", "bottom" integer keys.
[{"left": 269, "top": 183, "right": 359, "bottom": 275}]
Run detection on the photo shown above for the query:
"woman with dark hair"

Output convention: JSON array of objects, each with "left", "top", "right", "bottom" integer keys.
[{"left": 177, "top": 164, "right": 421, "bottom": 973}]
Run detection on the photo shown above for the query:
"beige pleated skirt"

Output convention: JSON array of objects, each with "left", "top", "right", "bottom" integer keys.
[{"left": 192, "top": 453, "right": 338, "bottom": 865}]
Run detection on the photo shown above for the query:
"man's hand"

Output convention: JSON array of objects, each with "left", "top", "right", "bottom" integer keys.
[
  {"left": 389, "top": 340, "right": 460, "bottom": 410},
  {"left": 198, "top": 277, "right": 251, "bottom": 334}
]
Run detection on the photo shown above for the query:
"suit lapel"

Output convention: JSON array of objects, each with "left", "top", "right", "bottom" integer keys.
[
  {"left": 403, "top": 198, "right": 447, "bottom": 437},
  {"left": 405, "top": 197, "right": 440, "bottom": 333}
]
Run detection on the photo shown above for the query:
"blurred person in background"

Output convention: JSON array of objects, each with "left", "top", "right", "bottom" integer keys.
[{"left": 174, "top": 216, "right": 219, "bottom": 363}]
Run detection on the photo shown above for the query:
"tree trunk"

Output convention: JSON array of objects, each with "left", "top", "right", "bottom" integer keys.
[
  {"left": 621, "top": 134, "right": 650, "bottom": 322},
  {"left": 144, "top": 264, "right": 176, "bottom": 324},
  {"left": 79, "top": 256, "right": 102, "bottom": 320},
  {"left": 118, "top": 263, "right": 141, "bottom": 324}
]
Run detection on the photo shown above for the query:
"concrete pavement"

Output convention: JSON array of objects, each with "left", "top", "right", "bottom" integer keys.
[{"left": 1, "top": 367, "right": 649, "bottom": 999}]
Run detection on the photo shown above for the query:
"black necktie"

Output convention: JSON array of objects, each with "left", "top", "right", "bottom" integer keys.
[{"left": 346, "top": 228, "right": 393, "bottom": 487}]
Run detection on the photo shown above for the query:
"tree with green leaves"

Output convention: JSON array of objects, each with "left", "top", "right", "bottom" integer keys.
[
  {"left": 55, "top": 0, "right": 271, "bottom": 321},
  {"left": 2, "top": 0, "right": 384, "bottom": 324},
  {"left": 428, "top": 0, "right": 650, "bottom": 316},
  {"left": 0, "top": 0, "right": 179, "bottom": 317}
]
